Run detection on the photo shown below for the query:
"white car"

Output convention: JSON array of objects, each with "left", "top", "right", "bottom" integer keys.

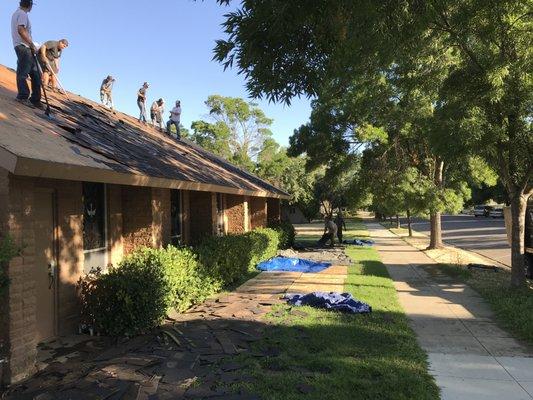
[{"left": 489, "top": 208, "right": 504, "bottom": 218}]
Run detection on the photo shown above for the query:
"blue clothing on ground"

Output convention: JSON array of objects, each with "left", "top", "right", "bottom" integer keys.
[
  {"left": 257, "top": 257, "right": 331, "bottom": 273},
  {"left": 284, "top": 292, "right": 372, "bottom": 314}
]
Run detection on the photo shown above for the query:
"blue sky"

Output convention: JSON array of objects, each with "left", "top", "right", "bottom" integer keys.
[{"left": 1, "top": 0, "right": 311, "bottom": 146}]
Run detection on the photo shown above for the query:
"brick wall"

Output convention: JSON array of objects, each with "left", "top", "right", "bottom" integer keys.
[
  {"left": 151, "top": 188, "right": 171, "bottom": 248},
  {"left": 107, "top": 184, "right": 123, "bottom": 266},
  {"left": 189, "top": 190, "right": 215, "bottom": 244},
  {"left": 250, "top": 197, "right": 267, "bottom": 230},
  {"left": 122, "top": 186, "right": 153, "bottom": 254},
  {"left": 267, "top": 198, "right": 281, "bottom": 223},
  {"left": 225, "top": 194, "right": 246, "bottom": 233},
  {"left": 0, "top": 169, "right": 11, "bottom": 385},
  {"left": 5, "top": 176, "right": 37, "bottom": 383}
]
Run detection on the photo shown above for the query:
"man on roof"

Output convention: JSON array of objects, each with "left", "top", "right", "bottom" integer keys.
[
  {"left": 100, "top": 75, "right": 115, "bottom": 109},
  {"left": 137, "top": 82, "right": 149, "bottom": 123},
  {"left": 166, "top": 100, "right": 182, "bottom": 139},
  {"left": 11, "top": 0, "right": 41, "bottom": 108},
  {"left": 38, "top": 39, "right": 69, "bottom": 93},
  {"left": 150, "top": 98, "right": 165, "bottom": 131}
]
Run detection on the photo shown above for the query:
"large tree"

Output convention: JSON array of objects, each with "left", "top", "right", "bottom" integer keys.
[{"left": 214, "top": 0, "right": 532, "bottom": 287}]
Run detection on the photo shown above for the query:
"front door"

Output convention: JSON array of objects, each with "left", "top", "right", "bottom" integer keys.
[{"left": 33, "top": 188, "right": 57, "bottom": 342}]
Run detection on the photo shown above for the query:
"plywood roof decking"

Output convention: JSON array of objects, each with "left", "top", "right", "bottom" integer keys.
[{"left": 0, "top": 65, "right": 289, "bottom": 199}]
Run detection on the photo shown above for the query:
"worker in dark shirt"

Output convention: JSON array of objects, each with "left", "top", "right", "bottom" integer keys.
[
  {"left": 38, "top": 39, "right": 69, "bottom": 92},
  {"left": 334, "top": 212, "right": 347, "bottom": 244}
]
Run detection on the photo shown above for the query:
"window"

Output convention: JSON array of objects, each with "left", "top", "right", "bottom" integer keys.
[
  {"left": 170, "top": 190, "right": 181, "bottom": 246},
  {"left": 82, "top": 182, "right": 106, "bottom": 251}
]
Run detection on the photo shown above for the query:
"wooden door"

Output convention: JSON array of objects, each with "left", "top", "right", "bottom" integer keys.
[{"left": 33, "top": 188, "right": 57, "bottom": 342}]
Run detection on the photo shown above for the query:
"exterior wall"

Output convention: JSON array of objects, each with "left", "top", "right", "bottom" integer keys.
[
  {"left": 250, "top": 197, "right": 268, "bottom": 229},
  {"left": 0, "top": 169, "right": 9, "bottom": 385},
  {"left": 267, "top": 198, "right": 281, "bottom": 223},
  {"left": 151, "top": 188, "right": 171, "bottom": 248},
  {"left": 225, "top": 194, "right": 246, "bottom": 233},
  {"left": 4, "top": 176, "right": 37, "bottom": 383},
  {"left": 122, "top": 186, "right": 153, "bottom": 254},
  {"left": 189, "top": 190, "right": 215, "bottom": 243},
  {"left": 107, "top": 184, "right": 123, "bottom": 266},
  {"left": 181, "top": 191, "right": 191, "bottom": 244}
]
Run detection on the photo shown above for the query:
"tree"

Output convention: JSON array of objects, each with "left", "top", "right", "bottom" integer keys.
[
  {"left": 190, "top": 120, "right": 232, "bottom": 159},
  {"left": 214, "top": 0, "right": 532, "bottom": 286}
]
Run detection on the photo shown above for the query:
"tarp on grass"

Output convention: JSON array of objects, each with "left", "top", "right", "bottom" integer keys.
[
  {"left": 257, "top": 257, "right": 331, "bottom": 273},
  {"left": 343, "top": 239, "right": 374, "bottom": 246},
  {"left": 284, "top": 292, "right": 372, "bottom": 314}
]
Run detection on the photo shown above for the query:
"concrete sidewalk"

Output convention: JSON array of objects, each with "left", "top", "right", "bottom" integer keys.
[{"left": 367, "top": 222, "right": 533, "bottom": 400}]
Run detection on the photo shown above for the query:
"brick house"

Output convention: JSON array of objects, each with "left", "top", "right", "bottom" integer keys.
[{"left": 0, "top": 65, "right": 288, "bottom": 384}]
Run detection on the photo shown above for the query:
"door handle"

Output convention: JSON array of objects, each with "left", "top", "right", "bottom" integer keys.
[{"left": 47, "top": 262, "right": 56, "bottom": 289}]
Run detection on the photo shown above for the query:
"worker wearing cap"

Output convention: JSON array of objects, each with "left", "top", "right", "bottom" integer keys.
[
  {"left": 166, "top": 100, "right": 181, "bottom": 139},
  {"left": 11, "top": 0, "right": 41, "bottom": 108},
  {"left": 150, "top": 98, "right": 165, "bottom": 131},
  {"left": 100, "top": 75, "right": 115, "bottom": 109},
  {"left": 137, "top": 82, "right": 149, "bottom": 123},
  {"left": 38, "top": 39, "right": 69, "bottom": 92}
]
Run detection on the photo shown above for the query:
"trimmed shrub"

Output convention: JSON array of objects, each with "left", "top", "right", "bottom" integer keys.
[
  {"left": 80, "top": 228, "right": 281, "bottom": 336},
  {"left": 268, "top": 220, "right": 295, "bottom": 249},
  {"left": 80, "top": 247, "right": 220, "bottom": 336},
  {"left": 195, "top": 227, "right": 279, "bottom": 286}
]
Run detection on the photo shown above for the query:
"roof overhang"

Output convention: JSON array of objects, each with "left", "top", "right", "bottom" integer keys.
[{"left": 0, "top": 147, "right": 290, "bottom": 200}]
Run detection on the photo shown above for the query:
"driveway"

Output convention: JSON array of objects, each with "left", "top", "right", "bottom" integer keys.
[{"left": 402, "top": 214, "right": 511, "bottom": 267}]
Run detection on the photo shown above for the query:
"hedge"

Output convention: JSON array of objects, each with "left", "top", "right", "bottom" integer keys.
[
  {"left": 268, "top": 220, "right": 295, "bottom": 249},
  {"left": 80, "top": 227, "right": 287, "bottom": 336}
]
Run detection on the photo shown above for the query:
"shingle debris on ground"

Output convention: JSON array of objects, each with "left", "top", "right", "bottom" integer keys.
[{"left": 3, "top": 247, "right": 348, "bottom": 399}]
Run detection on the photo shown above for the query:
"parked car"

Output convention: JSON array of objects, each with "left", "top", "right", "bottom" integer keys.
[
  {"left": 474, "top": 205, "right": 493, "bottom": 217},
  {"left": 489, "top": 208, "right": 504, "bottom": 218}
]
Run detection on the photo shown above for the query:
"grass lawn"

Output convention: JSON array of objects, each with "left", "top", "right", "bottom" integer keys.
[
  {"left": 226, "top": 220, "right": 439, "bottom": 399},
  {"left": 438, "top": 263, "right": 533, "bottom": 344}
]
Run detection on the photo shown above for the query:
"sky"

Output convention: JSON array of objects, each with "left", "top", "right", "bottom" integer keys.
[{"left": 0, "top": 0, "right": 311, "bottom": 146}]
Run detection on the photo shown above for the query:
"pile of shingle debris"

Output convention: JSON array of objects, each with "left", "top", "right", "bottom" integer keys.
[{"left": 3, "top": 293, "right": 285, "bottom": 400}]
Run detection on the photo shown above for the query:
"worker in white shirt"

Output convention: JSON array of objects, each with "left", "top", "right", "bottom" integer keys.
[{"left": 167, "top": 100, "right": 182, "bottom": 139}]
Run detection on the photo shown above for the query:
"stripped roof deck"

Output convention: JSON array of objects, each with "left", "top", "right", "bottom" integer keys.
[{"left": 0, "top": 65, "right": 288, "bottom": 199}]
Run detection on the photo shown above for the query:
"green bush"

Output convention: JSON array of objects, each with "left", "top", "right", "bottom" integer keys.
[
  {"left": 80, "top": 228, "right": 281, "bottom": 336},
  {"left": 196, "top": 228, "right": 279, "bottom": 286},
  {"left": 80, "top": 247, "right": 220, "bottom": 336},
  {"left": 268, "top": 220, "right": 295, "bottom": 249}
]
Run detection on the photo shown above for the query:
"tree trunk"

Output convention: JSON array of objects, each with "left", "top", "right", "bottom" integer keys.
[
  {"left": 428, "top": 212, "right": 443, "bottom": 249},
  {"left": 396, "top": 214, "right": 401, "bottom": 229},
  {"left": 510, "top": 193, "right": 528, "bottom": 287},
  {"left": 428, "top": 158, "right": 444, "bottom": 249},
  {"left": 407, "top": 209, "right": 413, "bottom": 237}
]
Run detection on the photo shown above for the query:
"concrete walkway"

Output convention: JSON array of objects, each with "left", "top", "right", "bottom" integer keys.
[{"left": 367, "top": 222, "right": 533, "bottom": 400}]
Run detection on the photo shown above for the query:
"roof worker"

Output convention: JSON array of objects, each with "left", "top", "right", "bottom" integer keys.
[
  {"left": 323, "top": 215, "right": 338, "bottom": 248},
  {"left": 137, "top": 82, "right": 149, "bottom": 123},
  {"left": 100, "top": 75, "right": 115, "bottom": 109},
  {"left": 11, "top": 0, "right": 42, "bottom": 108},
  {"left": 150, "top": 98, "right": 165, "bottom": 131},
  {"left": 166, "top": 100, "right": 182, "bottom": 139},
  {"left": 334, "top": 211, "right": 347, "bottom": 244},
  {"left": 38, "top": 39, "right": 69, "bottom": 93}
]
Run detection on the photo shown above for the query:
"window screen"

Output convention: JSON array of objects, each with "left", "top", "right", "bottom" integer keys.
[
  {"left": 171, "top": 190, "right": 181, "bottom": 246},
  {"left": 82, "top": 182, "right": 106, "bottom": 250}
]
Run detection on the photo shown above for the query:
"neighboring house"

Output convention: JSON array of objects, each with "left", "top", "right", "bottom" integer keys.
[
  {"left": 281, "top": 204, "right": 308, "bottom": 224},
  {"left": 0, "top": 65, "right": 288, "bottom": 384}
]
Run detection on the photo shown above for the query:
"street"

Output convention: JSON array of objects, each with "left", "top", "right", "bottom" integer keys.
[{"left": 402, "top": 214, "right": 511, "bottom": 267}]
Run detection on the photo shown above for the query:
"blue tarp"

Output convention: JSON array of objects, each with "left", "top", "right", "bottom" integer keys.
[
  {"left": 344, "top": 239, "right": 374, "bottom": 246},
  {"left": 257, "top": 257, "right": 331, "bottom": 273},
  {"left": 284, "top": 292, "right": 372, "bottom": 314}
]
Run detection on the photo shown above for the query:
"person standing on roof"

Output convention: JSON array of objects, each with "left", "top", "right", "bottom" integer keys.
[
  {"left": 150, "top": 98, "right": 165, "bottom": 131},
  {"left": 11, "top": 0, "right": 41, "bottom": 108},
  {"left": 137, "top": 82, "right": 149, "bottom": 123},
  {"left": 166, "top": 100, "right": 181, "bottom": 139},
  {"left": 100, "top": 75, "right": 115, "bottom": 109},
  {"left": 38, "top": 39, "right": 69, "bottom": 93}
]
